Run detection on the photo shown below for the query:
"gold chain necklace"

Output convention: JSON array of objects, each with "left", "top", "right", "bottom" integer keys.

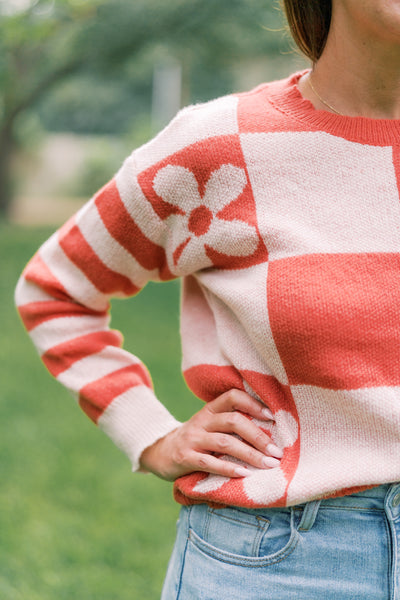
[{"left": 307, "top": 74, "right": 343, "bottom": 116}]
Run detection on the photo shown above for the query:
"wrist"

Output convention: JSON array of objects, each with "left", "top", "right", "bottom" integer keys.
[{"left": 139, "top": 427, "right": 179, "bottom": 480}]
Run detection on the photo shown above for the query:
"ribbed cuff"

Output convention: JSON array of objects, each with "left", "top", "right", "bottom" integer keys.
[{"left": 97, "top": 385, "right": 181, "bottom": 471}]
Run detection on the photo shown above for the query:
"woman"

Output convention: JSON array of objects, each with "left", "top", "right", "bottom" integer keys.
[{"left": 16, "top": 1, "right": 400, "bottom": 597}]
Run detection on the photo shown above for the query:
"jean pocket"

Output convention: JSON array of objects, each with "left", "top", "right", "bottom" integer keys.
[{"left": 187, "top": 505, "right": 299, "bottom": 567}]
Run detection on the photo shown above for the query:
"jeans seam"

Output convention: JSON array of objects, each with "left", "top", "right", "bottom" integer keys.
[
  {"left": 208, "top": 508, "right": 265, "bottom": 529},
  {"left": 383, "top": 512, "right": 394, "bottom": 600},
  {"left": 188, "top": 527, "right": 300, "bottom": 567},
  {"left": 319, "top": 505, "right": 384, "bottom": 512},
  {"left": 175, "top": 535, "right": 189, "bottom": 600},
  {"left": 252, "top": 517, "right": 270, "bottom": 555},
  {"left": 207, "top": 507, "right": 271, "bottom": 556},
  {"left": 176, "top": 508, "right": 191, "bottom": 600},
  {"left": 203, "top": 507, "right": 212, "bottom": 540}
]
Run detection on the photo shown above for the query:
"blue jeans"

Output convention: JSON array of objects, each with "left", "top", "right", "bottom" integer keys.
[{"left": 161, "top": 483, "right": 400, "bottom": 599}]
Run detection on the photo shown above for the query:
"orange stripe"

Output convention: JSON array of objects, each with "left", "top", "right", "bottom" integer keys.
[
  {"left": 59, "top": 221, "right": 139, "bottom": 296},
  {"left": 172, "top": 237, "right": 190, "bottom": 266},
  {"left": 23, "top": 253, "right": 69, "bottom": 300},
  {"left": 18, "top": 300, "right": 107, "bottom": 332},
  {"left": 183, "top": 364, "right": 245, "bottom": 402},
  {"left": 79, "top": 363, "right": 153, "bottom": 423},
  {"left": 42, "top": 331, "right": 122, "bottom": 377},
  {"left": 94, "top": 180, "right": 174, "bottom": 280}
]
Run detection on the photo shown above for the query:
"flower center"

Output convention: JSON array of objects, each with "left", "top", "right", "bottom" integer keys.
[{"left": 188, "top": 205, "right": 213, "bottom": 236}]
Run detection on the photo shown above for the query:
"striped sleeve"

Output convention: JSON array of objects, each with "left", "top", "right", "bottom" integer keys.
[{"left": 15, "top": 151, "right": 182, "bottom": 471}]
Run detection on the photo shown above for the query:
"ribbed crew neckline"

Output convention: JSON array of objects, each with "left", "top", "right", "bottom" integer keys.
[{"left": 268, "top": 70, "right": 400, "bottom": 146}]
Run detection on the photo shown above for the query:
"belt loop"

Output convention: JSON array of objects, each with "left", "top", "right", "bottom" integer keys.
[{"left": 298, "top": 500, "right": 321, "bottom": 532}]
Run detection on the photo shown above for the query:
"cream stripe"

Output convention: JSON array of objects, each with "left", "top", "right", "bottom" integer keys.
[
  {"left": 56, "top": 346, "right": 141, "bottom": 392},
  {"left": 14, "top": 276, "right": 55, "bottom": 307},
  {"left": 30, "top": 314, "right": 111, "bottom": 354}
]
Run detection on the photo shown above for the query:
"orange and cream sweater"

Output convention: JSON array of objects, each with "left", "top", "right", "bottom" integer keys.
[{"left": 15, "top": 71, "right": 400, "bottom": 508}]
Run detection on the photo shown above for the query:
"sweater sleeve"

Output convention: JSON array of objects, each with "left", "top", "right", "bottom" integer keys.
[{"left": 14, "top": 106, "right": 211, "bottom": 471}]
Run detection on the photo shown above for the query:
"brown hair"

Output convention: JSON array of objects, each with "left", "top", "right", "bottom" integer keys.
[{"left": 281, "top": 0, "right": 332, "bottom": 62}]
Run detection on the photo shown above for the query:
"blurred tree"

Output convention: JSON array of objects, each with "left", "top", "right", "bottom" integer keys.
[
  {"left": 0, "top": 0, "right": 289, "bottom": 220},
  {"left": 0, "top": 0, "right": 96, "bottom": 218}
]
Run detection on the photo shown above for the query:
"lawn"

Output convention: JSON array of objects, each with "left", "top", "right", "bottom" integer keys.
[{"left": 0, "top": 224, "right": 201, "bottom": 599}]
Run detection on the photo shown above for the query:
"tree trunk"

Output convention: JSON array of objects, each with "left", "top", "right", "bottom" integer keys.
[
  {"left": 0, "top": 125, "right": 15, "bottom": 222},
  {"left": 0, "top": 60, "right": 81, "bottom": 222}
]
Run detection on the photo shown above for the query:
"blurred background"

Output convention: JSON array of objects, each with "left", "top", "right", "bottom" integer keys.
[{"left": 0, "top": 1, "right": 306, "bottom": 598}]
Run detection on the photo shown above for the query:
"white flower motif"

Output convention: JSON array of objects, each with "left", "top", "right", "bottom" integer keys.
[
  {"left": 192, "top": 456, "right": 243, "bottom": 495},
  {"left": 192, "top": 471, "right": 229, "bottom": 495},
  {"left": 192, "top": 409, "right": 299, "bottom": 501},
  {"left": 272, "top": 410, "right": 299, "bottom": 449},
  {"left": 152, "top": 163, "right": 258, "bottom": 271},
  {"left": 192, "top": 460, "right": 289, "bottom": 506},
  {"left": 243, "top": 465, "right": 289, "bottom": 505}
]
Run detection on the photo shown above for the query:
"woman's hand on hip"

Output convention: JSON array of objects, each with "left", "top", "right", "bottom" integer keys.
[{"left": 139, "top": 388, "right": 282, "bottom": 481}]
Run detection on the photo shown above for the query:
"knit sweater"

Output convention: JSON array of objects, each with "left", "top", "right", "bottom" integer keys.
[{"left": 15, "top": 70, "right": 400, "bottom": 508}]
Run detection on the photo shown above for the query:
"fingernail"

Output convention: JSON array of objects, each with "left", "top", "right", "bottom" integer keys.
[
  {"left": 262, "top": 456, "right": 280, "bottom": 468},
  {"left": 261, "top": 407, "right": 274, "bottom": 420},
  {"left": 235, "top": 467, "right": 251, "bottom": 477},
  {"left": 267, "top": 444, "right": 284, "bottom": 459}
]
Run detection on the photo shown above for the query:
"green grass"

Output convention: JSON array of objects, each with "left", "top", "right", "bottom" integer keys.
[{"left": 0, "top": 224, "right": 202, "bottom": 599}]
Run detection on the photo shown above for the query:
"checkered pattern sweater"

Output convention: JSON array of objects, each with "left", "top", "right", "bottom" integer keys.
[{"left": 15, "top": 71, "right": 400, "bottom": 508}]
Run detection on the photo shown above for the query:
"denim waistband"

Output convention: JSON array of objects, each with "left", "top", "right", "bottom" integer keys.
[
  {"left": 318, "top": 483, "right": 395, "bottom": 511},
  {"left": 294, "top": 483, "right": 400, "bottom": 535}
]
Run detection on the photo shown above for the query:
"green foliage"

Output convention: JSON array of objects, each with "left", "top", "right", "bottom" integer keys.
[
  {"left": 1, "top": 224, "right": 201, "bottom": 598},
  {"left": 1, "top": 0, "right": 288, "bottom": 134},
  {"left": 69, "top": 150, "right": 121, "bottom": 197},
  {"left": 37, "top": 74, "right": 146, "bottom": 134},
  {"left": 0, "top": 0, "right": 292, "bottom": 216}
]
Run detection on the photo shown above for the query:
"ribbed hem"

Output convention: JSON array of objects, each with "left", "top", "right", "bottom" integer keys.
[{"left": 266, "top": 70, "right": 400, "bottom": 146}]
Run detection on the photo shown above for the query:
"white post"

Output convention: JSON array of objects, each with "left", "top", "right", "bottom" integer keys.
[{"left": 151, "top": 59, "right": 182, "bottom": 131}]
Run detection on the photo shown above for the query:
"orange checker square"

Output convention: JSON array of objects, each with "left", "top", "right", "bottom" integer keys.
[{"left": 267, "top": 252, "right": 400, "bottom": 390}]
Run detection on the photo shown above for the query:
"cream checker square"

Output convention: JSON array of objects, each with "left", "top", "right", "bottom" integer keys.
[{"left": 240, "top": 131, "right": 400, "bottom": 259}]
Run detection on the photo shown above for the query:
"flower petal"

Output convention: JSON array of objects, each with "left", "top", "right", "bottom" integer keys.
[
  {"left": 205, "top": 218, "right": 258, "bottom": 257},
  {"left": 176, "top": 236, "right": 213, "bottom": 272},
  {"left": 153, "top": 165, "right": 201, "bottom": 213},
  {"left": 192, "top": 455, "right": 247, "bottom": 494},
  {"left": 272, "top": 410, "right": 299, "bottom": 449},
  {"left": 164, "top": 213, "right": 193, "bottom": 261},
  {"left": 192, "top": 472, "right": 229, "bottom": 494},
  {"left": 203, "top": 164, "right": 247, "bottom": 213},
  {"left": 243, "top": 466, "right": 288, "bottom": 505}
]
